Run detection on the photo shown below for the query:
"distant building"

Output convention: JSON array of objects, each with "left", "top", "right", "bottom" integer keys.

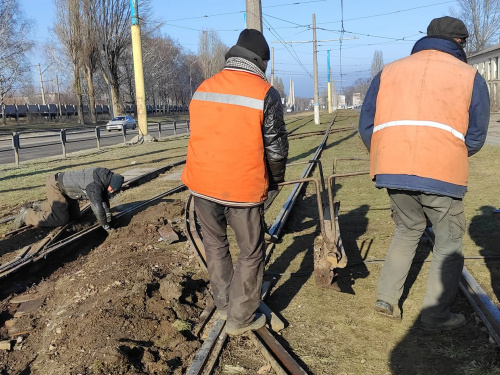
[
  {"left": 468, "top": 43, "right": 500, "bottom": 109},
  {"left": 338, "top": 95, "right": 346, "bottom": 108},
  {"left": 353, "top": 93, "right": 363, "bottom": 108}
]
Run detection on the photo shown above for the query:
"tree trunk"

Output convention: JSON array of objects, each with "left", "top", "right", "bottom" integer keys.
[
  {"left": 110, "top": 77, "right": 123, "bottom": 116},
  {"left": 74, "top": 65, "right": 84, "bottom": 124},
  {"left": 85, "top": 65, "right": 97, "bottom": 124}
]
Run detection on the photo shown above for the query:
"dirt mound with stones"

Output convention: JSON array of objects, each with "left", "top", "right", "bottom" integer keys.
[{"left": 0, "top": 199, "right": 210, "bottom": 374}]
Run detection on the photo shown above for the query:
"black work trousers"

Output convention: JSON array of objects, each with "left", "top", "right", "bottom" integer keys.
[{"left": 193, "top": 196, "right": 265, "bottom": 328}]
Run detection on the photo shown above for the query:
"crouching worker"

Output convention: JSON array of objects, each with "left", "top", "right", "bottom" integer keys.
[
  {"left": 13, "top": 168, "right": 124, "bottom": 232},
  {"left": 181, "top": 29, "right": 288, "bottom": 336}
]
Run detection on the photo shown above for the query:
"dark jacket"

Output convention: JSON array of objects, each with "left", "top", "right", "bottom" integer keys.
[
  {"left": 358, "top": 36, "right": 490, "bottom": 198},
  {"left": 58, "top": 168, "right": 113, "bottom": 227},
  {"left": 226, "top": 45, "right": 289, "bottom": 186}
]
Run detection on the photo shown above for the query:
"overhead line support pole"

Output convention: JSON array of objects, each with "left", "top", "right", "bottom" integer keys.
[
  {"left": 327, "top": 50, "right": 332, "bottom": 113},
  {"left": 130, "top": 0, "right": 148, "bottom": 137},
  {"left": 246, "top": 0, "right": 262, "bottom": 32},
  {"left": 312, "top": 14, "right": 320, "bottom": 125}
]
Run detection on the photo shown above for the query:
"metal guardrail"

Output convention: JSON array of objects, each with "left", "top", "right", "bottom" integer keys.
[{"left": 2, "top": 120, "right": 190, "bottom": 165}]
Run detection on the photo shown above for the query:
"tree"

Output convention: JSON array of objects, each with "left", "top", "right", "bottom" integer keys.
[
  {"left": 370, "top": 50, "right": 384, "bottom": 78},
  {"left": 198, "top": 29, "right": 228, "bottom": 79},
  {"left": 93, "top": 0, "right": 131, "bottom": 116},
  {"left": 53, "top": 0, "right": 84, "bottom": 124},
  {"left": 272, "top": 76, "right": 286, "bottom": 99},
  {"left": 80, "top": 0, "right": 98, "bottom": 123},
  {"left": 453, "top": 0, "right": 500, "bottom": 53},
  {"left": 344, "top": 77, "right": 371, "bottom": 106},
  {"left": 0, "top": 0, "right": 33, "bottom": 124}
]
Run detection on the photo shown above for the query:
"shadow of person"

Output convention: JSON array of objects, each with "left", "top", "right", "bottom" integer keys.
[
  {"left": 335, "top": 204, "right": 371, "bottom": 294},
  {"left": 469, "top": 205, "right": 500, "bottom": 304},
  {"left": 266, "top": 193, "right": 319, "bottom": 311},
  {"left": 389, "top": 257, "right": 500, "bottom": 374}
]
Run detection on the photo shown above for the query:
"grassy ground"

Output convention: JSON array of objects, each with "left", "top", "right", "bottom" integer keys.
[{"left": 1, "top": 110, "right": 500, "bottom": 374}]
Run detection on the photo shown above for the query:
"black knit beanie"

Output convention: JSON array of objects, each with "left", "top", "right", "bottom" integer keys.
[
  {"left": 427, "top": 16, "right": 469, "bottom": 39},
  {"left": 236, "top": 29, "right": 270, "bottom": 61},
  {"left": 109, "top": 173, "right": 124, "bottom": 192}
]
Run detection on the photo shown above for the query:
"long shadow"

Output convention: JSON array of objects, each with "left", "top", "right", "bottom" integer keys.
[
  {"left": 335, "top": 204, "right": 370, "bottom": 294},
  {"left": 286, "top": 145, "right": 319, "bottom": 164},
  {"left": 0, "top": 145, "right": 187, "bottom": 182},
  {"left": 390, "top": 253, "right": 500, "bottom": 375},
  {"left": 324, "top": 130, "right": 357, "bottom": 151},
  {"left": 266, "top": 193, "right": 319, "bottom": 310},
  {"left": 469, "top": 206, "right": 500, "bottom": 304}
]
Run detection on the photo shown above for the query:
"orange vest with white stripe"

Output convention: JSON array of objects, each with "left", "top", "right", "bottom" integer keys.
[
  {"left": 181, "top": 69, "right": 271, "bottom": 203},
  {"left": 370, "top": 49, "right": 476, "bottom": 186}
]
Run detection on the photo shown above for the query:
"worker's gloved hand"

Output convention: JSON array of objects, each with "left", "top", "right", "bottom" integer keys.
[{"left": 102, "top": 224, "right": 113, "bottom": 233}]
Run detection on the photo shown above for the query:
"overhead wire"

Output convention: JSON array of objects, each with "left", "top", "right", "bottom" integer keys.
[{"left": 263, "top": 16, "right": 313, "bottom": 78}]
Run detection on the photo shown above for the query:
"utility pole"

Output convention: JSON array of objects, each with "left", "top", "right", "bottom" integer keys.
[
  {"left": 130, "top": 0, "right": 149, "bottom": 139},
  {"left": 56, "top": 75, "right": 62, "bottom": 117},
  {"left": 270, "top": 47, "right": 274, "bottom": 86},
  {"left": 312, "top": 14, "right": 320, "bottom": 125},
  {"left": 246, "top": 0, "right": 262, "bottom": 32},
  {"left": 38, "top": 64, "right": 46, "bottom": 105},
  {"left": 327, "top": 50, "right": 332, "bottom": 113}
]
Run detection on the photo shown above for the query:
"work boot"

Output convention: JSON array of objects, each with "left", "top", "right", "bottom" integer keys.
[
  {"left": 226, "top": 313, "right": 266, "bottom": 336},
  {"left": 421, "top": 313, "right": 466, "bottom": 334},
  {"left": 374, "top": 300, "right": 402, "bottom": 320},
  {"left": 12, "top": 207, "right": 29, "bottom": 229},
  {"left": 32, "top": 201, "right": 43, "bottom": 211}
]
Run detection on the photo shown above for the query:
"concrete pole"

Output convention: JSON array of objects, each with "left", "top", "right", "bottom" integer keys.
[
  {"left": 271, "top": 47, "right": 274, "bottom": 86},
  {"left": 327, "top": 50, "right": 332, "bottom": 113},
  {"left": 130, "top": 0, "right": 148, "bottom": 137},
  {"left": 246, "top": 0, "right": 262, "bottom": 32},
  {"left": 312, "top": 14, "right": 320, "bottom": 125},
  {"left": 38, "top": 64, "right": 46, "bottom": 105}
]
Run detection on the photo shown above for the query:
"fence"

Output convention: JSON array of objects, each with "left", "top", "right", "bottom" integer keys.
[
  {"left": 0, "top": 103, "right": 188, "bottom": 121},
  {"left": 0, "top": 120, "right": 190, "bottom": 166}
]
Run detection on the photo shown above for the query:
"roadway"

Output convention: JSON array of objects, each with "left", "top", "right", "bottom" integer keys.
[{"left": 0, "top": 122, "right": 189, "bottom": 165}]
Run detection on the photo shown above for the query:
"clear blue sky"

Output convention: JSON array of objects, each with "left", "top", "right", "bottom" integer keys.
[{"left": 23, "top": 0, "right": 457, "bottom": 97}]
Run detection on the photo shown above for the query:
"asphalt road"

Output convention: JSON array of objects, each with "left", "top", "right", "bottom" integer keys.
[{"left": 0, "top": 122, "right": 189, "bottom": 165}]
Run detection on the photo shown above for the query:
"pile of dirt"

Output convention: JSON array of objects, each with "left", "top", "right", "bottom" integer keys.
[{"left": 0, "top": 199, "right": 210, "bottom": 374}]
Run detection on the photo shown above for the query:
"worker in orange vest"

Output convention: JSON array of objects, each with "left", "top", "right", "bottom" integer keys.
[
  {"left": 182, "top": 29, "right": 288, "bottom": 336},
  {"left": 359, "top": 17, "right": 489, "bottom": 333}
]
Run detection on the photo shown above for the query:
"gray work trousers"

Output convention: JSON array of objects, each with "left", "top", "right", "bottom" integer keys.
[
  {"left": 377, "top": 189, "right": 465, "bottom": 323},
  {"left": 25, "top": 174, "right": 80, "bottom": 227},
  {"left": 193, "top": 196, "right": 265, "bottom": 327}
]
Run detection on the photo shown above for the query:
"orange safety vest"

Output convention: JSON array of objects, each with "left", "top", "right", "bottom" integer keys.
[
  {"left": 370, "top": 49, "right": 477, "bottom": 186},
  {"left": 181, "top": 69, "right": 271, "bottom": 204}
]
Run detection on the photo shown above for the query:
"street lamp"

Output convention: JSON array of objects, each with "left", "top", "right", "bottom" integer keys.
[{"left": 189, "top": 60, "right": 198, "bottom": 98}]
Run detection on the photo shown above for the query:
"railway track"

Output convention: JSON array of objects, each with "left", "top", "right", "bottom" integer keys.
[
  {"left": 185, "top": 116, "right": 351, "bottom": 374},
  {"left": 1, "top": 111, "right": 499, "bottom": 372}
]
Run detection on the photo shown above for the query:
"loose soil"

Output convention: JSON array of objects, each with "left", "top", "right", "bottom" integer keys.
[{"left": 0, "top": 200, "right": 210, "bottom": 374}]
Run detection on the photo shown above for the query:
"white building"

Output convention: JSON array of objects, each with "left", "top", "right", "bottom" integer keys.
[
  {"left": 352, "top": 93, "right": 363, "bottom": 108},
  {"left": 468, "top": 43, "right": 500, "bottom": 107},
  {"left": 338, "top": 95, "right": 346, "bottom": 108}
]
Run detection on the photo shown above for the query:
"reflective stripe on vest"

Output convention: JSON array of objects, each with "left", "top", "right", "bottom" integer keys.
[
  {"left": 182, "top": 69, "right": 271, "bottom": 203},
  {"left": 192, "top": 91, "right": 264, "bottom": 110},
  {"left": 373, "top": 120, "right": 465, "bottom": 142},
  {"left": 370, "top": 49, "right": 476, "bottom": 186}
]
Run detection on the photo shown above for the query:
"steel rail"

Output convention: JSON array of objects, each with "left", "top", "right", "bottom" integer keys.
[{"left": 423, "top": 228, "right": 500, "bottom": 345}]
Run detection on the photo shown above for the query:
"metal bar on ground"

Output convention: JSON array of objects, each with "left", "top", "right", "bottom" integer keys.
[
  {"left": 186, "top": 319, "right": 226, "bottom": 375},
  {"left": 460, "top": 267, "right": 500, "bottom": 346},
  {"left": 254, "top": 327, "right": 308, "bottom": 375}
]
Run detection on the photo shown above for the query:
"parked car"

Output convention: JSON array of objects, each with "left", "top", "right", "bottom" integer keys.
[{"left": 106, "top": 115, "right": 136, "bottom": 131}]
